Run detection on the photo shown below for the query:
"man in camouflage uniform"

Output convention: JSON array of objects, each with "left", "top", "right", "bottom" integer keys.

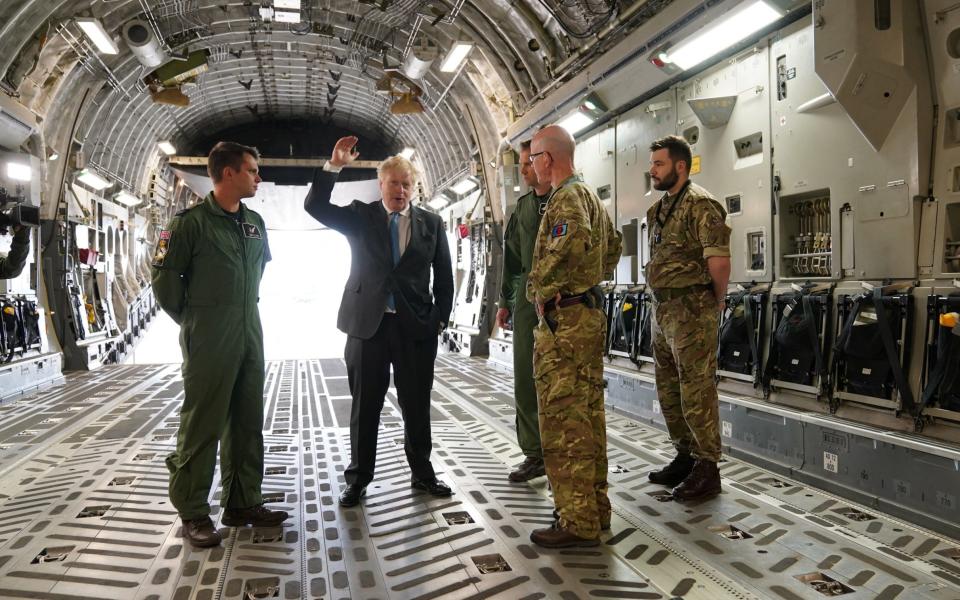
[
  {"left": 497, "top": 140, "right": 552, "bottom": 483},
  {"left": 645, "top": 135, "right": 731, "bottom": 501},
  {"left": 527, "top": 125, "right": 622, "bottom": 547}
]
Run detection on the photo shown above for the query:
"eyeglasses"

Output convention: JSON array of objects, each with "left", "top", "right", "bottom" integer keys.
[{"left": 527, "top": 150, "right": 549, "bottom": 164}]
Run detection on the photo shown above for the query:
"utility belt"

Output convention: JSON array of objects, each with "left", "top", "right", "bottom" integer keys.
[
  {"left": 543, "top": 286, "right": 604, "bottom": 313},
  {"left": 650, "top": 284, "right": 711, "bottom": 303}
]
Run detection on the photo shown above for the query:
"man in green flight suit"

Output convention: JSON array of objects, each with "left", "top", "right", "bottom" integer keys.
[
  {"left": 152, "top": 142, "right": 289, "bottom": 548},
  {"left": 645, "top": 135, "right": 731, "bottom": 502},
  {"left": 496, "top": 139, "right": 552, "bottom": 482},
  {"left": 527, "top": 125, "right": 622, "bottom": 548}
]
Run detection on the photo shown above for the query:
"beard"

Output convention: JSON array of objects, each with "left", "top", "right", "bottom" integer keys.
[{"left": 652, "top": 166, "right": 679, "bottom": 192}]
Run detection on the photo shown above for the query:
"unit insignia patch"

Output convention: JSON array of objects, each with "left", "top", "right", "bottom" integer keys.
[{"left": 242, "top": 223, "right": 263, "bottom": 239}]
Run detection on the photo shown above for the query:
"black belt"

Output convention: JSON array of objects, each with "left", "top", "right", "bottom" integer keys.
[{"left": 543, "top": 286, "right": 603, "bottom": 313}]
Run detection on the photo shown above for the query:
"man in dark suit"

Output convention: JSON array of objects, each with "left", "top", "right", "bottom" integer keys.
[{"left": 304, "top": 136, "right": 455, "bottom": 507}]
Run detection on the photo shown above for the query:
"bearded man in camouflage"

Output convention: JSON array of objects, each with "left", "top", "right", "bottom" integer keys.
[
  {"left": 645, "top": 135, "right": 731, "bottom": 501},
  {"left": 527, "top": 125, "right": 622, "bottom": 548}
]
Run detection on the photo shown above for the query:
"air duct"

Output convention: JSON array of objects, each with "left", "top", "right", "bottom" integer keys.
[
  {"left": 401, "top": 39, "right": 438, "bottom": 80},
  {"left": 122, "top": 20, "right": 168, "bottom": 69}
]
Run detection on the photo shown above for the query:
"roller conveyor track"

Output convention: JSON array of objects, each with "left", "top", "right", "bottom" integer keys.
[{"left": 0, "top": 356, "right": 957, "bottom": 599}]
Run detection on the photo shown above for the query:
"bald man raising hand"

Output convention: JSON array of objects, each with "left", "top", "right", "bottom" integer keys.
[{"left": 526, "top": 125, "right": 622, "bottom": 548}]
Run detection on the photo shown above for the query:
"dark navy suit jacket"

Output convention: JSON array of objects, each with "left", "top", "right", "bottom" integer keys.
[{"left": 304, "top": 170, "right": 454, "bottom": 341}]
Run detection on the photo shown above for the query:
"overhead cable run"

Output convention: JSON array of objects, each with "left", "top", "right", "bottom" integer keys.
[{"left": 537, "top": 0, "right": 620, "bottom": 39}]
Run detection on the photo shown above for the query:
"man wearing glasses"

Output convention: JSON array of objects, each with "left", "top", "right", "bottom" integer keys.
[
  {"left": 496, "top": 140, "right": 553, "bottom": 483},
  {"left": 526, "top": 125, "right": 622, "bottom": 548}
]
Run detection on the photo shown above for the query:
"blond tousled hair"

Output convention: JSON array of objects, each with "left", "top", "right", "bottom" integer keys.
[{"left": 378, "top": 155, "right": 419, "bottom": 181}]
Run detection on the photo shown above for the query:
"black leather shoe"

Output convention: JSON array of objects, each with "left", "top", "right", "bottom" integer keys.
[
  {"left": 339, "top": 484, "right": 367, "bottom": 507},
  {"left": 671, "top": 459, "right": 722, "bottom": 501},
  {"left": 648, "top": 452, "right": 695, "bottom": 487},
  {"left": 181, "top": 516, "right": 222, "bottom": 548},
  {"left": 509, "top": 456, "right": 546, "bottom": 482},
  {"left": 222, "top": 504, "right": 289, "bottom": 527},
  {"left": 411, "top": 478, "right": 453, "bottom": 497}
]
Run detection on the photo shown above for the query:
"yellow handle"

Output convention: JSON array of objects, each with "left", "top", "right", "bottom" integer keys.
[{"left": 941, "top": 312, "right": 959, "bottom": 328}]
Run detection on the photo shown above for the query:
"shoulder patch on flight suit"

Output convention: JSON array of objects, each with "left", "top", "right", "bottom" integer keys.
[
  {"left": 152, "top": 237, "right": 169, "bottom": 267},
  {"left": 242, "top": 223, "right": 263, "bottom": 239},
  {"left": 551, "top": 223, "right": 568, "bottom": 238}
]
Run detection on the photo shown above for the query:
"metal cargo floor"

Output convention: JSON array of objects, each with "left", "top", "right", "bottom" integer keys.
[{"left": 0, "top": 355, "right": 958, "bottom": 599}]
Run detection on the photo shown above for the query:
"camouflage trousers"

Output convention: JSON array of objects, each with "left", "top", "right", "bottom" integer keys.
[
  {"left": 651, "top": 287, "right": 722, "bottom": 462},
  {"left": 532, "top": 303, "right": 609, "bottom": 539}
]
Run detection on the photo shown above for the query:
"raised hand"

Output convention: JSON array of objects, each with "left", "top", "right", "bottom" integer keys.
[{"left": 330, "top": 136, "right": 359, "bottom": 168}]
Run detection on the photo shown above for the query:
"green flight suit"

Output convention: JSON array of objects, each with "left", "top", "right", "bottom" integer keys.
[
  {"left": 151, "top": 193, "right": 271, "bottom": 520},
  {"left": 499, "top": 190, "right": 549, "bottom": 459}
]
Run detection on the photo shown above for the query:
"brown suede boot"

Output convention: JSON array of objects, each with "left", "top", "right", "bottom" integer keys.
[
  {"left": 648, "top": 452, "right": 695, "bottom": 487},
  {"left": 508, "top": 456, "right": 546, "bottom": 482},
  {"left": 530, "top": 522, "right": 600, "bottom": 548},
  {"left": 671, "top": 459, "right": 721, "bottom": 501}
]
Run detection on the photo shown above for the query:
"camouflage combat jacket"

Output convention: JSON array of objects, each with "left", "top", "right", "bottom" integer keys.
[
  {"left": 645, "top": 181, "right": 730, "bottom": 290},
  {"left": 527, "top": 174, "right": 622, "bottom": 303}
]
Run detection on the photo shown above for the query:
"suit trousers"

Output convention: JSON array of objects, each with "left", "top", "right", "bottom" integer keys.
[{"left": 343, "top": 313, "right": 438, "bottom": 486}]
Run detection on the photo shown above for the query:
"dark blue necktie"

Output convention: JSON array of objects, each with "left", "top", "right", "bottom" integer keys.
[{"left": 387, "top": 212, "right": 400, "bottom": 310}]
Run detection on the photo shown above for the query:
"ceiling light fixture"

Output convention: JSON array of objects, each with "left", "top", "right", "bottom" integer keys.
[
  {"left": 428, "top": 196, "right": 449, "bottom": 210},
  {"left": 76, "top": 168, "right": 112, "bottom": 190},
  {"left": 113, "top": 190, "right": 141, "bottom": 207},
  {"left": 440, "top": 41, "right": 474, "bottom": 73},
  {"left": 6, "top": 162, "right": 31, "bottom": 182},
  {"left": 76, "top": 17, "right": 119, "bottom": 55},
  {"left": 450, "top": 177, "right": 478, "bottom": 196},
  {"left": 274, "top": 0, "right": 301, "bottom": 9},
  {"left": 158, "top": 141, "right": 176, "bottom": 155},
  {"left": 556, "top": 111, "right": 595, "bottom": 135},
  {"left": 400, "top": 148, "right": 415, "bottom": 160},
  {"left": 659, "top": 0, "right": 782, "bottom": 70}
]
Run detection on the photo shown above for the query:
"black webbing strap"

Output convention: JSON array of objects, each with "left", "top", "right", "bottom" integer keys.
[
  {"left": 801, "top": 294, "right": 826, "bottom": 388},
  {"left": 742, "top": 294, "right": 761, "bottom": 383},
  {"left": 920, "top": 319, "right": 957, "bottom": 409},
  {"left": 871, "top": 288, "right": 913, "bottom": 407},
  {"left": 834, "top": 295, "right": 863, "bottom": 354},
  {"left": 761, "top": 293, "right": 786, "bottom": 391}
]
